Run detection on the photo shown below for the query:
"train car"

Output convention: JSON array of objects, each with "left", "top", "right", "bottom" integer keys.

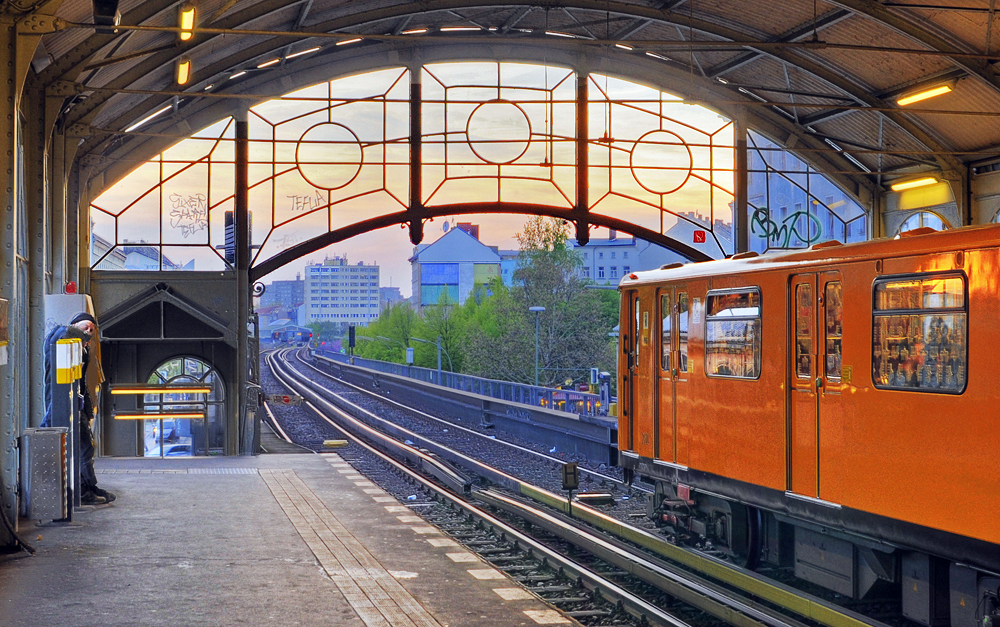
[
  {"left": 618, "top": 224, "right": 1000, "bottom": 627},
  {"left": 270, "top": 324, "right": 313, "bottom": 346}
]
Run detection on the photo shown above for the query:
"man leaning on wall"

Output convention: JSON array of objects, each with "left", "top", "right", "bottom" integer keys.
[{"left": 43, "top": 313, "right": 117, "bottom": 505}]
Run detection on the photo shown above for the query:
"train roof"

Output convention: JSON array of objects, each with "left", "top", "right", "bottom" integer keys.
[{"left": 619, "top": 223, "right": 1000, "bottom": 288}]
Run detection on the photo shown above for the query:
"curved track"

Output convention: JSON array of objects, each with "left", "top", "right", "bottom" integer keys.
[{"left": 265, "top": 349, "right": 892, "bottom": 627}]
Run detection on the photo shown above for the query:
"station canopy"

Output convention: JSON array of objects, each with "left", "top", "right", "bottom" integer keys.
[{"left": 26, "top": 0, "right": 1000, "bottom": 270}]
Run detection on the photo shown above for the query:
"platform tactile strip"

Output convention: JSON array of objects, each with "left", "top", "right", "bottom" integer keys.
[{"left": 260, "top": 469, "right": 442, "bottom": 627}]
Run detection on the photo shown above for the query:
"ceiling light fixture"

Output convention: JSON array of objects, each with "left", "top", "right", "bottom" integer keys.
[
  {"left": 124, "top": 104, "right": 172, "bottom": 132},
  {"left": 92, "top": 0, "right": 121, "bottom": 34},
  {"left": 229, "top": 70, "right": 246, "bottom": 79},
  {"left": 178, "top": 2, "right": 196, "bottom": 41},
  {"left": 401, "top": 28, "right": 428, "bottom": 35},
  {"left": 440, "top": 26, "right": 480, "bottom": 32},
  {"left": 615, "top": 43, "right": 633, "bottom": 50},
  {"left": 286, "top": 46, "right": 321, "bottom": 59},
  {"left": 175, "top": 56, "right": 192, "bottom": 85},
  {"left": 545, "top": 30, "right": 575, "bottom": 38},
  {"left": 256, "top": 58, "right": 280, "bottom": 68},
  {"left": 897, "top": 83, "right": 953, "bottom": 106},
  {"left": 890, "top": 177, "right": 938, "bottom": 191},
  {"left": 335, "top": 38, "right": 362, "bottom": 46}
]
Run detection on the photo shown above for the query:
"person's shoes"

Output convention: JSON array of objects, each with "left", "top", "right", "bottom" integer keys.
[
  {"left": 91, "top": 487, "right": 117, "bottom": 503},
  {"left": 81, "top": 491, "right": 107, "bottom": 505}
]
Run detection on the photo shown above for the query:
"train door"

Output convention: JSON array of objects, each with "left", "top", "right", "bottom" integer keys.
[
  {"left": 621, "top": 289, "right": 638, "bottom": 453},
  {"left": 626, "top": 290, "right": 656, "bottom": 458},
  {"left": 788, "top": 271, "right": 841, "bottom": 498},
  {"left": 657, "top": 288, "right": 689, "bottom": 463}
]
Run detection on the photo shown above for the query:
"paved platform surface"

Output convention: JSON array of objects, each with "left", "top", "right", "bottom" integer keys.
[{"left": 0, "top": 453, "right": 574, "bottom": 627}]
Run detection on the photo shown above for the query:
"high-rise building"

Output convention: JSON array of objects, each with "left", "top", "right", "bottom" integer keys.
[
  {"left": 304, "top": 256, "right": 381, "bottom": 325},
  {"left": 261, "top": 276, "right": 304, "bottom": 310}
]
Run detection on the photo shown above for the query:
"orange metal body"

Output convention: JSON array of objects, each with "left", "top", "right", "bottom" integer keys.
[{"left": 619, "top": 224, "right": 1000, "bottom": 547}]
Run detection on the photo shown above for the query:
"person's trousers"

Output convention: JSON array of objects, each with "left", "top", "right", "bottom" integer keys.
[{"left": 80, "top": 417, "right": 98, "bottom": 492}]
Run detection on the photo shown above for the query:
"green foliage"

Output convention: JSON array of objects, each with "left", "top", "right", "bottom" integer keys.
[
  {"left": 355, "top": 303, "right": 417, "bottom": 362},
  {"left": 465, "top": 217, "right": 618, "bottom": 386},
  {"left": 353, "top": 216, "right": 620, "bottom": 388}
]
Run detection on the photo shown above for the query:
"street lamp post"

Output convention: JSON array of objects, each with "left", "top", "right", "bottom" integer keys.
[
  {"left": 410, "top": 336, "right": 453, "bottom": 385},
  {"left": 529, "top": 306, "right": 546, "bottom": 387}
]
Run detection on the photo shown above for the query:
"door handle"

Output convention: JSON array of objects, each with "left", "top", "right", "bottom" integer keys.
[
  {"left": 816, "top": 377, "right": 823, "bottom": 388},
  {"left": 672, "top": 368, "right": 679, "bottom": 377}
]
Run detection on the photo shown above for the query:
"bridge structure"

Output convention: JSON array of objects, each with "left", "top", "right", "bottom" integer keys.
[{"left": 2, "top": 0, "right": 1000, "bottom": 548}]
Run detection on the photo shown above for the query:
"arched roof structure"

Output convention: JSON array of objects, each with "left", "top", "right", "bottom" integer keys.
[{"left": 15, "top": 0, "right": 1000, "bottom": 265}]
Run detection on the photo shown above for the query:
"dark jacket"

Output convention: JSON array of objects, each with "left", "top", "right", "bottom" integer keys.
[{"left": 42, "top": 325, "right": 92, "bottom": 427}]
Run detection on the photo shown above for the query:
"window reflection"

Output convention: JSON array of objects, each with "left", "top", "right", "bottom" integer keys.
[
  {"left": 872, "top": 275, "right": 966, "bottom": 392},
  {"left": 706, "top": 289, "right": 761, "bottom": 379}
]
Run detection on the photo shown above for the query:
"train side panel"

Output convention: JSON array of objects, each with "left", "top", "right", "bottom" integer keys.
[
  {"left": 673, "top": 272, "right": 787, "bottom": 491},
  {"left": 820, "top": 248, "right": 1000, "bottom": 546}
]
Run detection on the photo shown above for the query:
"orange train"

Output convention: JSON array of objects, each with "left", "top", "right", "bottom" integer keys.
[{"left": 618, "top": 224, "right": 999, "bottom": 627}]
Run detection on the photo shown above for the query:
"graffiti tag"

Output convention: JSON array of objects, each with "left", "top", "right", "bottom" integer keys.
[
  {"left": 168, "top": 193, "right": 208, "bottom": 238},
  {"left": 751, "top": 207, "right": 823, "bottom": 248},
  {"left": 273, "top": 233, "right": 304, "bottom": 249},
  {"left": 288, "top": 190, "right": 327, "bottom": 213}
]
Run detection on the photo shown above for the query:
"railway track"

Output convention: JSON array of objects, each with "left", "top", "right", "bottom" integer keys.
[{"left": 264, "top": 349, "right": 894, "bottom": 627}]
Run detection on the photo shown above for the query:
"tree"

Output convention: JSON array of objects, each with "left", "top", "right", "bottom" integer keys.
[
  {"left": 411, "top": 290, "right": 463, "bottom": 371},
  {"left": 355, "top": 302, "right": 417, "bottom": 362},
  {"left": 464, "top": 217, "right": 618, "bottom": 386}
]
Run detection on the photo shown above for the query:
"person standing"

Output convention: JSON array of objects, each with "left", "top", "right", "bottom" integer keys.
[{"left": 43, "top": 312, "right": 117, "bottom": 505}]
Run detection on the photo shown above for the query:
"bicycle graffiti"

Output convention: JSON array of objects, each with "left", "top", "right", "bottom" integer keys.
[{"left": 751, "top": 207, "right": 823, "bottom": 248}]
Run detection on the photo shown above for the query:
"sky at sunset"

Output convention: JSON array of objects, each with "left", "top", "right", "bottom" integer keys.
[{"left": 90, "top": 62, "right": 741, "bottom": 295}]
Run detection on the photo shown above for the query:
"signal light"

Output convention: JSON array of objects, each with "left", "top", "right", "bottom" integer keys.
[{"left": 178, "top": 2, "right": 196, "bottom": 41}]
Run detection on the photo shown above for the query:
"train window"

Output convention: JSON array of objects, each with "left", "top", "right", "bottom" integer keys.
[
  {"left": 661, "top": 293, "right": 671, "bottom": 371},
  {"left": 678, "top": 292, "right": 689, "bottom": 372},
  {"left": 872, "top": 274, "right": 967, "bottom": 393},
  {"left": 825, "top": 282, "right": 843, "bottom": 381},
  {"left": 794, "top": 284, "right": 812, "bottom": 379},
  {"left": 705, "top": 289, "right": 761, "bottom": 379}
]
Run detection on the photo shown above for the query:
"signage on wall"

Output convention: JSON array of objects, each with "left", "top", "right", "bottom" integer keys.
[{"left": 693, "top": 230, "right": 706, "bottom": 243}]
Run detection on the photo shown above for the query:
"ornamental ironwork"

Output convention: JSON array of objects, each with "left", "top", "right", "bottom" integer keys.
[{"left": 89, "top": 63, "right": 867, "bottom": 272}]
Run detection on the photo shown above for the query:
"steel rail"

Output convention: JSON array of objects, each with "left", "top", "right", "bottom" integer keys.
[
  {"left": 267, "top": 350, "right": 687, "bottom": 627},
  {"left": 269, "top": 350, "right": 473, "bottom": 494},
  {"left": 303, "top": 350, "right": 632, "bottom": 489},
  {"left": 476, "top": 489, "right": 806, "bottom": 627},
  {"left": 271, "top": 349, "right": 894, "bottom": 627}
]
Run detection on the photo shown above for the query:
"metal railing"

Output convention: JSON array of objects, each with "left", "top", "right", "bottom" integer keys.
[{"left": 315, "top": 349, "right": 605, "bottom": 417}]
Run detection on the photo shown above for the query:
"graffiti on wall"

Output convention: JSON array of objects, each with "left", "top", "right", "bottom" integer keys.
[{"left": 751, "top": 207, "right": 823, "bottom": 249}]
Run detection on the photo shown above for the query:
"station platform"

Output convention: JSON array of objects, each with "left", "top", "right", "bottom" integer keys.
[{"left": 0, "top": 452, "right": 574, "bottom": 627}]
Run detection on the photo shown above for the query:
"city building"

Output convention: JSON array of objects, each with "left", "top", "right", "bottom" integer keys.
[
  {"left": 261, "top": 276, "right": 304, "bottom": 310},
  {"left": 379, "top": 286, "right": 405, "bottom": 310},
  {"left": 122, "top": 243, "right": 194, "bottom": 271},
  {"left": 498, "top": 249, "right": 520, "bottom": 287},
  {"left": 303, "top": 255, "right": 381, "bottom": 325},
  {"left": 568, "top": 230, "right": 687, "bottom": 286},
  {"left": 409, "top": 225, "right": 500, "bottom": 310}
]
